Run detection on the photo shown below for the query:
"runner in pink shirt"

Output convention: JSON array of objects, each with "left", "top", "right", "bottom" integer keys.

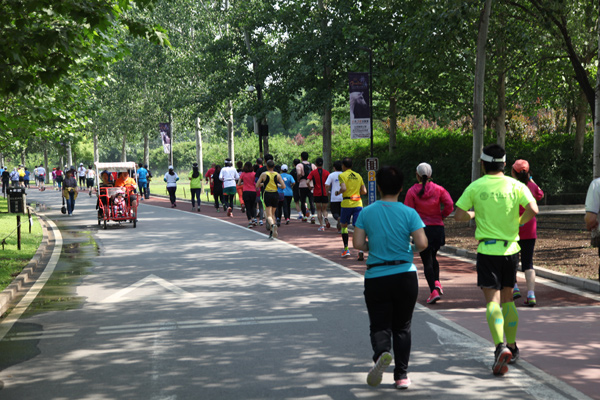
[
  {"left": 404, "top": 162, "right": 454, "bottom": 304},
  {"left": 511, "top": 159, "right": 544, "bottom": 306},
  {"left": 238, "top": 162, "right": 257, "bottom": 228}
]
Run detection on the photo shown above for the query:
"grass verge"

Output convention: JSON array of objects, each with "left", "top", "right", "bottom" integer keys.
[{"left": 0, "top": 197, "right": 43, "bottom": 291}]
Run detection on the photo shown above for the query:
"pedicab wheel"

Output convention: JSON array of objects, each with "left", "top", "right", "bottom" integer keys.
[
  {"left": 103, "top": 219, "right": 107, "bottom": 230},
  {"left": 133, "top": 218, "right": 137, "bottom": 228},
  {"left": 98, "top": 218, "right": 101, "bottom": 226}
]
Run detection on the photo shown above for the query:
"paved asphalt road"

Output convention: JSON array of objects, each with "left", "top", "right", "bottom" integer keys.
[{"left": 0, "top": 190, "right": 597, "bottom": 399}]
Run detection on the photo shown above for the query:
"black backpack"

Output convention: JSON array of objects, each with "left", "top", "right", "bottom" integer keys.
[{"left": 301, "top": 162, "right": 312, "bottom": 180}]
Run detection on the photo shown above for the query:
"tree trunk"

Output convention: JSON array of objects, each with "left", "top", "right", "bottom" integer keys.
[
  {"left": 389, "top": 96, "right": 397, "bottom": 155},
  {"left": 169, "top": 111, "right": 174, "bottom": 167},
  {"left": 263, "top": 125, "right": 269, "bottom": 156},
  {"left": 228, "top": 100, "right": 234, "bottom": 165},
  {"left": 322, "top": 103, "right": 332, "bottom": 170},
  {"left": 496, "top": 69, "right": 507, "bottom": 148},
  {"left": 595, "top": 17, "right": 600, "bottom": 179},
  {"left": 196, "top": 117, "right": 203, "bottom": 178},
  {"left": 66, "top": 142, "right": 73, "bottom": 168},
  {"left": 319, "top": 0, "right": 332, "bottom": 171},
  {"left": 472, "top": 0, "right": 492, "bottom": 182},
  {"left": 43, "top": 145, "right": 48, "bottom": 184},
  {"left": 574, "top": 91, "right": 587, "bottom": 156},
  {"left": 121, "top": 131, "right": 127, "bottom": 162},
  {"left": 0, "top": 153, "right": 4, "bottom": 167},
  {"left": 143, "top": 131, "right": 149, "bottom": 167},
  {"left": 93, "top": 129, "right": 99, "bottom": 165},
  {"left": 20, "top": 150, "right": 25, "bottom": 167}
]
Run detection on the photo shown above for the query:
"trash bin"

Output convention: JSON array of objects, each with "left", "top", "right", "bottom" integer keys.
[{"left": 7, "top": 187, "right": 26, "bottom": 214}]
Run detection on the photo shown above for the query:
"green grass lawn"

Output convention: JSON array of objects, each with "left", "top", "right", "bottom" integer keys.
[{"left": 0, "top": 197, "right": 43, "bottom": 291}]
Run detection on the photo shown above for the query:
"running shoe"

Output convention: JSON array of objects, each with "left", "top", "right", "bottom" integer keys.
[
  {"left": 259, "top": 220, "right": 263, "bottom": 226},
  {"left": 492, "top": 343, "right": 512, "bottom": 375},
  {"left": 241, "top": 204, "right": 245, "bottom": 213},
  {"left": 394, "top": 377, "right": 411, "bottom": 390},
  {"left": 197, "top": 207, "right": 201, "bottom": 212},
  {"left": 435, "top": 280, "right": 444, "bottom": 295},
  {"left": 513, "top": 286, "right": 521, "bottom": 299},
  {"left": 524, "top": 295, "right": 536, "bottom": 307},
  {"left": 297, "top": 213, "right": 303, "bottom": 220},
  {"left": 268, "top": 230, "right": 273, "bottom": 239},
  {"left": 272, "top": 225, "right": 278, "bottom": 239},
  {"left": 341, "top": 249, "right": 351, "bottom": 258},
  {"left": 508, "top": 344, "right": 520, "bottom": 364},
  {"left": 357, "top": 252, "right": 364, "bottom": 261},
  {"left": 227, "top": 207, "right": 233, "bottom": 217},
  {"left": 426, "top": 289, "right": 441, "bottom": 304},
  {"left": 325, "top": 218, "right": 330, "bottom": 228},
  {"left": 302, "top": 216, "right": 308, "bottom": 222},
  {"left": 310, "top": 216, "right": 316, "bottom": 224},
  {"left": 247, "top": 222, "right": 253, "bottom": 228},
  {"left": 285, "top": 218, "right": 290, "bottom": 225},
  {"left": 366, "top": 352, "right": 392, "bottom": 387},
  {"left": 317, "top": 226, "right": 325, "bottom": 232}
]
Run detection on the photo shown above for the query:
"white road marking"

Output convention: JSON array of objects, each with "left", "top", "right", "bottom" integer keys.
[
  {"left": 0, "top": 218, "right": 63, "bottom": 342},
  {"left": 100, "top": 274, "right": 196, "bottom": 303},
  {"left": 97, "top": 314, "right": 318, "bottom": 335}
]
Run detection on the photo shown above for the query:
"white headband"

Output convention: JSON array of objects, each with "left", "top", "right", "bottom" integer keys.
[{"left": 480, "top": 153, "right": 506, "bottom": 163}]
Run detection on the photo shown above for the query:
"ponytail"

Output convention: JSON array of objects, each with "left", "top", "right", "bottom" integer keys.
[
  {"left": 418, "top": 175, "right": 428, "bottom": 197},
  {"left": 192, "top": 166, "right": 200, "bottom": 179}
]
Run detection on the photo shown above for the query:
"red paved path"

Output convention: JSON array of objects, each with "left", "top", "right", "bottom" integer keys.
[{"left": 140, "top": 195, "right": 600, "bottom": 399}]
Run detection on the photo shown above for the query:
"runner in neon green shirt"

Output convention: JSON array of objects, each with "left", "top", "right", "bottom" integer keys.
[{"left": 455, "top": 144, "right": 538, "bottom": 376}]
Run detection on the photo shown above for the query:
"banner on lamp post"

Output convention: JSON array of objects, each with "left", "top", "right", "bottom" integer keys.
[
  {"left": 349, "top": 72, "right": 371, "bottom": 139},
  {"left": 159, "top": 123, "right": 171, "bottom": 154}
]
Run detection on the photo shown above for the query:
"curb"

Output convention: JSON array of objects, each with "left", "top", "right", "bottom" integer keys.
[
  {"left": 0, "top": 213, "right": 55, "bottom": 318},
  {"left": 441, "top": 245, "right": 600, "bottom": 294}
]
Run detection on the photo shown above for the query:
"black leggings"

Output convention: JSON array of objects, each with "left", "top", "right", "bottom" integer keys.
[
  {"left": 276, "top": 196, "right": 292, "bottom": 220},
  {"left": 518, "top": 238, "right": 535, "bottom": 271},
  {"left": 243, "top": 191, "right": 257, "bottom": 220},
  {"left": 419, "top": 225, "right": 445, "bottom": 292},
  {"left": 299, "top": 187, "right": 315, "bottom": 215},
  {"left": 364, "top": 271, "right": 418, "bottom": 381},
  {"left": 191, "top": 188, "right": 201, "bottom": 208},
  {"left": 214, "top": 192, "right": 224, "bottom": 209},
  {"left": 167, "top": 186, "right": 177, "bottom": 205}
]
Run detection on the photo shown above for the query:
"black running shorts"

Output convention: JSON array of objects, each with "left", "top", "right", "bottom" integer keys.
[
  {"left": 263, "top": 191, "right": 279, "bottom": 208},
  {"left": 476, "top": 253, "right": 519, "bottom": 290}
]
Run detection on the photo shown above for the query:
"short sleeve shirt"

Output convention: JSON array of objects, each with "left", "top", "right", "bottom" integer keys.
[
  {"left": 355, "top": 201, "right": 425, "bottom": 279},
  {"left": 325, "top": 171, "right": 343, "bottom": 202},
  {"left": 585, "top": 178, "right": 600, "bottom": 214},
  {"left": 307, "top": 168, "right": 330, "bottom": 197},
  {"left": 339, "top": 169, "right": 364, "bottom": 208},
  {"left": 455, "top": 174, "right": 536, "bottom": 256}
]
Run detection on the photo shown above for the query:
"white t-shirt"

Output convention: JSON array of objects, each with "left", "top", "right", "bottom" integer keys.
[
  {"left": 219, "top": 166, "right": 239, "bottom": 189},
  {"left": 325, "top": 171, "right": 343, "bottom": 202},
  {"left": 86, "top": 169, "right": 96, "bottom": 179},
  {"left": 78, "top": 166, "right": 86, "bottom": 177},
  {"left": 37, "top": 167, "right": 46, "bottom": 176},
  {"left": 585, "top": 177, "right": 600, "bottom": 213}
]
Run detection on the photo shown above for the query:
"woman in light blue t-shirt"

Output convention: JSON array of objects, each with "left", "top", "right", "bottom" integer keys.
[{"left": 353, "top": 166, "right": 427, "bottom": 390}]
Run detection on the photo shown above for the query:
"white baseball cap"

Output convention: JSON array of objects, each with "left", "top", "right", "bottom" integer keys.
[{"left": 281, "top": 164, "right": 288, "bottom": 171}]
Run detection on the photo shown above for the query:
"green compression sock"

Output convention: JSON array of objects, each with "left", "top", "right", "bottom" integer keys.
[
  {"left": 486, "top": 302, "right": 504, "bottom": 345},
  {"left": 502, "top": 302, "right": 519, "bottom": 344}
]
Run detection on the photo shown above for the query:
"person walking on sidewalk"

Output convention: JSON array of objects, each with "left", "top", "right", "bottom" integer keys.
[
  {"left": 239, "top": 162, "right": 257, "bottom": 227},
  {"left": 454, "top": 144, "right": 538, "bottom": 376},
  {"left": 336, "top": 157, "right": 367, "bottom": 260},
  {"left": 164, "top": 166, "right": 179, "bottom": 208},
  {"left": 296, "top": 152, "right": 317, "bottom": 223},
  {"left": 307, "top": 157, "right": 330, "bottom": 231},
  {"left": 584, "top": 176, "right": 600, "bottom": 283},
  {"left": 276, "top": 164, "right": 295, "bottom": 225},
  {"left": 136, "top": 163, "right": 149, "bottom": 200},
  {"left": 63, "top": 170, "right": 78, "bottom": 216},
  {"left": 325, "top": 160, "right": 343, "bottom": 233},
  {"left": 86, "top": 165, "right": 96, "bottom": 196},
  {"left": 353, "top": 166, "right": 427, "bottom": 390},
  {"left": 511, "top": 159, "right": 544, "bottom": 306},
  {"left": 189, "top": 162, "right": 202, "bottom": 212},
  {"left": 211, "top": 165, "right": 224, "bottom": 212},
  {"left": 220, "top": 158, "right": 239, "bottom": 217},
  {"left": 236, "top": 160, "right": 246, "bottom": 214},
  {"left": 256, "top": 159, "right": 285, "bottom": 239},
  {"left": 77, "top": 163, "right": 86, "bottom": 190},
  {"left": 404, "top": 162, "right": 454, "bottom": 305}
]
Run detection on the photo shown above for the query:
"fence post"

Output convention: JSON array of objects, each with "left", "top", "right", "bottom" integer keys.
[{"left": 17, "top": 215, "right": 21, "bottom": 251}]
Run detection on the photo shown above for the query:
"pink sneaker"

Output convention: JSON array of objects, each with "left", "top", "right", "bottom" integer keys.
[
  {"left": 434, "top": 280, "right": 444, "bottom": 295},
  {"left": 426, "top": 289, "right": 441, "bottom": 304},
  {"left": 394, "top": 377, "right": 411, "bottom": 389}
]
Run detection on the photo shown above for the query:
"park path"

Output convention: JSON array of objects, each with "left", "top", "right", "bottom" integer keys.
[
  {"left": 0, "top": 189, "right": 597, "bottom": 399},
  {"left": 143, "top": 194, "right": 600, "bottom": 399}
]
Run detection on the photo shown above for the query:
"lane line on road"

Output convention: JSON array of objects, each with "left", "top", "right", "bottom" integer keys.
[{"left": 0, "top": 217, "right": 63, "bottom": 342}]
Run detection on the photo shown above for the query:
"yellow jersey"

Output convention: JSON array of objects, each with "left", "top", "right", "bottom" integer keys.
[{"left": 339, "top": 169, "right": 364, "bottom": 208}]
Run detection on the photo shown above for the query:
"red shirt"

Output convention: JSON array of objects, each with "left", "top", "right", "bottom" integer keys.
[
  {"left": 519, "top": 180, "right": 544, "bottom": 240},
  {"left": 205, "top": 168, "right": 215, "bottom": 186},
  {"left": 307, "top": 168, "right": 330, "bottom": 197},
  {"left": 239, "top": 172, "right": 256, "bottom": 192}
]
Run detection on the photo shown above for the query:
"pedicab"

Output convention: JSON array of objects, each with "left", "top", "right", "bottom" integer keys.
[{"left": 94, "top": 162, "right": 139, "bottom": 229}]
